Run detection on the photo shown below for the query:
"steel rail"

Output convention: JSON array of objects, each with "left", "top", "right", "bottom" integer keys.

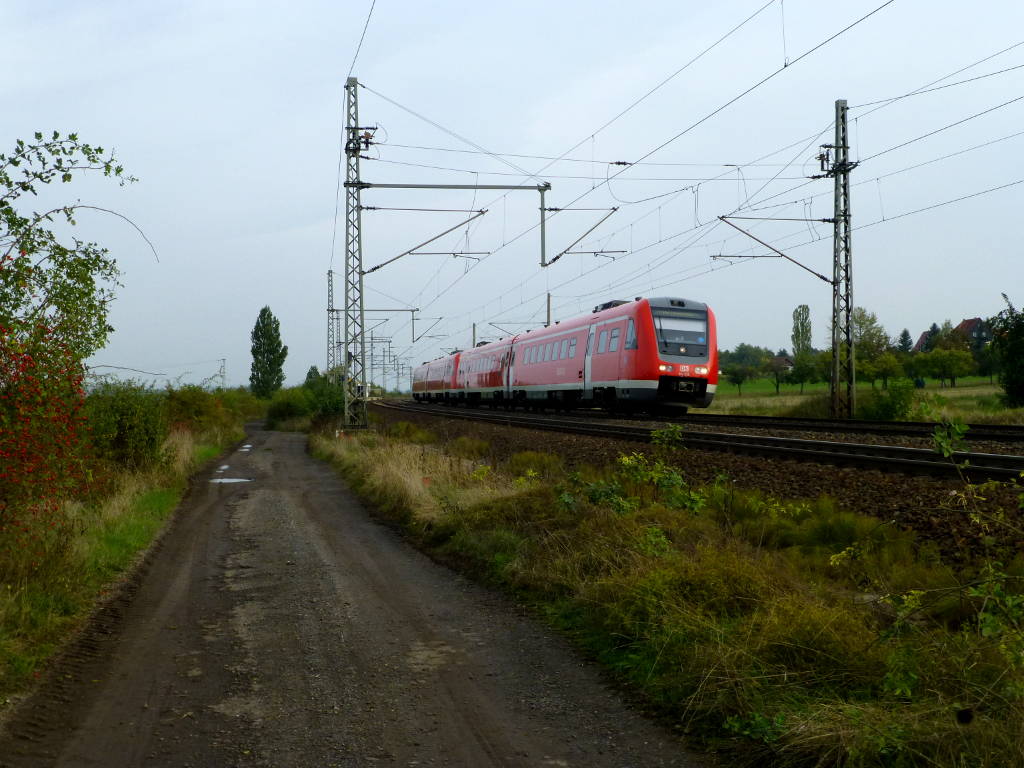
[
  {"left": 670, "top": 412, "right": 1024, "bottom": 442},
  {"left": 374, "top": 403, "right": 1024, "bottom": 482}
]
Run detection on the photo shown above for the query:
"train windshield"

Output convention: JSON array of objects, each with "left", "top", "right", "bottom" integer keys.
[{"left": 651, "top": 308, "right": 708, "bottom": 357}]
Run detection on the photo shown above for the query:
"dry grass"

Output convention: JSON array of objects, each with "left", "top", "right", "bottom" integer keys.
[{"left": 313, "top": 434, "right": 524, "bottom": 524}]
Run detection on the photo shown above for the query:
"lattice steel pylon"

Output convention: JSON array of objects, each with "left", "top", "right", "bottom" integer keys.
[
  {"left": 326, "top": 269, "right": 337, "bottom": 379},
  {"left": 827, "top": 99, "right": 856, "bottom": 419},
  {"left": 342, "top": 77, "right": 369, "bottom": 427}
]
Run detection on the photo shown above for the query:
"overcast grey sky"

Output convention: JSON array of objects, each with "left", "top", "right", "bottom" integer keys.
[{"left": 4, "top": 1, "right": 1023, "bottom": 388}]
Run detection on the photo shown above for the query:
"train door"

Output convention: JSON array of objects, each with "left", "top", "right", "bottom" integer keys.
[
  {"left": 504, "top": 347, "right": 513, "bottom": 399},
  {"left": 582, "top": 324, "right": 596, "bottom": 399}
]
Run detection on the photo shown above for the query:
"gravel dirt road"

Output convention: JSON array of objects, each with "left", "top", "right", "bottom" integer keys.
[{"left": 0, "top": 427, "right": 704, "bottom": 768}]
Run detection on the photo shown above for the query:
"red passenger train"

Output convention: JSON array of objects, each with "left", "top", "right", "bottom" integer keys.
[{"left": 412, "top": 297, "right": 718, "bottom": 412}]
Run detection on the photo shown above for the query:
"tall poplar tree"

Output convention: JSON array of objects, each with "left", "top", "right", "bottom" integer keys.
[
  {"left": 250, "top": 306, "right": 288, "bottom": 397},
  {"left": 791, "top": 304, "right": 812, "bottom": 356}
]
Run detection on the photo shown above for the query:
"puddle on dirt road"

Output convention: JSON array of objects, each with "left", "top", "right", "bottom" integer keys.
[
  {"left": 217, "top": 465, "right": 230, "bottom": 472},
  {"left": 210, "top": 478, "right": 253, "bottom": 484}
]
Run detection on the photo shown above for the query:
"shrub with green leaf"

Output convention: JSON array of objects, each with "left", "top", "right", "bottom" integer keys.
[{"left": 86, "top": 381, "right": 169, "bottom": 470}]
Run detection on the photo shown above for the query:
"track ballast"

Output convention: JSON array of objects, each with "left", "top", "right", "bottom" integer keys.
[{"left": 377, "top": 401, "right": 1024, "bottom": 482}]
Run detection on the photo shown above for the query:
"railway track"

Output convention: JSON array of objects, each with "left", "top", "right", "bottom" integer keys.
[
  {"left": 670, "top": 411, "right": 1024, "bottom": 442},
  {"left": 375, "top": 402, "right": 1024, "bottom": 482}
]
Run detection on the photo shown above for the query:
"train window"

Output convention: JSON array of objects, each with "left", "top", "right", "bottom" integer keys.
[
  {"left": 560, "top": 339, "right": 568, "bottom": 359},
  {"left": 652, "top": 307, "right": 708, "bottom": 356},
  {"left": 597, "top": 330, "right": 608, "bottom": 354},
  {"left": 609, "top": 327, "right": 621, "bottom": 352},
  {"left": 544, "top": 343, "right": 552, "bottom": 362},
  {"left": 568, "top": 338, "right": 577, "bottom": 358},
  {"left": 527, "top": 346, "right": 533, "bottom": 364},
  {"left": 625, "top": 319, "right": 638, "bottom": 349}
]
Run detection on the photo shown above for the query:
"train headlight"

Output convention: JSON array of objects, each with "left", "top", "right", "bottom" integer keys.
[
  {"left": 694, "top": 366, "right": 709, "bottom": 375},
  {"left": 658, "top": 364, "right": 673, "bottom": 372}
]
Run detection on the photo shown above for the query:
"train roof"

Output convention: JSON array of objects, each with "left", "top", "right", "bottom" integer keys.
[{"left": 646, "top": 296, "right": 708, "bottom": 311}]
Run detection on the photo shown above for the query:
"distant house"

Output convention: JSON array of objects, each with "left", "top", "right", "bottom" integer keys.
[
  {"left": 954, "top": 317, "right": 991, "bottom": 348},
  {"left": 912, "top": 317, "right": 990, "bottom": 353},
  {"left": 770, "top": 355, "right": 794, "bottom": 372},
  {"left": 912, "top": 331, "right": 931, "bottom": 353}
]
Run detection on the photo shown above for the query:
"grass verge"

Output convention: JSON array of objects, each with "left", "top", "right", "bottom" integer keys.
[
  {"left": 0, "top": 429, "right": 230, "bottom": 701},
  {"left": 312, "top": 422, "right": 1024, "bottom": 767}
]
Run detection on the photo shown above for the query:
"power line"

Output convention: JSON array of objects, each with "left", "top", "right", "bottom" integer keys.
[
  {"left": 862, "top": 94, "right": 1024, "bottom": 162},
  {"left": 855, "top": 39, "right": 1024, "bottom": 119},
  {"left": 528, "top": 1, "right": 896, "bottom": 236},
  {"left": 347, "top": 0, "right": 377, "bottom": 78},
  {"left": 851, "top": 62, "right": 1024, "bottom": 108},
  {"left": 380, "top": 2, "right": 896, "bottom": 352},
  {"left": 745, "top": 128, "right": 1024, "bottom": 213},
  {"left": 378, "top": 141, "right": 798, "bottom": 167},
  {"left": 365, "top": 0, "right": 791, "bottom": 321},
  {"left": 361, "top": 84, "right": 544, "bottom": 181},
  {"left": 856, "top": 176, "right": 1024, "bottom": 228},
  {"left": 364, "top": 154, "right": 810, "bottom": 181}
]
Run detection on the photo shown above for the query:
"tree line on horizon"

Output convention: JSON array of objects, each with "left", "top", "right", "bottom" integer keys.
[{"left": 719, "top": 299, "right": 1023, "bottom": 408}]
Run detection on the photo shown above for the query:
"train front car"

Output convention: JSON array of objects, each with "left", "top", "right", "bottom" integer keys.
[{"left": 636, "top": 297, "right": 718, "bottom": 409}]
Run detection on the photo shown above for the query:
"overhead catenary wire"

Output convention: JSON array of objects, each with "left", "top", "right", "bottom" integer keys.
[
  {"left": 861, "top": 94, "right": 1024, "bottom": 162},
  {"left": 851, "top": 62, "right": 1024, "bottom": 108},
  {"left": 379, "top": 2, "right": 898, "bottom": 357},
  {"left": 854, "top": 38, "right": 1024, "bottom": 119},
  {"left": 360, "top": 84, "right": 545, "bottom": 182},
  {"left": 347, "top": 0, "right": 377, "bottom": 78},
  {"left": 415, "top": 157, "right": 1024, "bottom": 355},
  {"left": 363, "top": 154, "right": 810, "bottom": 181},
  {"left": 366, "top": 0, "right": 793, "bottom": 334},
  {"left": 378, "top": 142, "right": 802, "bottom": 167},
  {"left": 745, "top": 128, "right": 1024, "bottom": 213},
  {"left": 455, "top": 0, "right": 894, "bottom": 277},
  {"left": 348, "top": 17, "right": 1019, "bottom": 366}
]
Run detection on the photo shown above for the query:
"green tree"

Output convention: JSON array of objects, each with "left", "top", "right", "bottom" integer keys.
[
  {"left": 989, "top": 294, "right": 1024, "bottom": 406},
  {"left": 724, "top": 364, "right": 756, "bottom": 396},
  {"left": 789, "top": 351, "right": 817, "bottom": 394},
  {"left": 303, "top": 365, "right": 322, "bottom": 388},
  {"left": 896, "top": 328, "right": 913, "bottom": 354},
  {"left": 814, "top": 349, "right": 833, "bottom": 383},
  {"left": 922, "top": 322, "right": 941, "bottom": 352},
  {"left": 852, "top": 307, "right": 889, "bottom": 363},
  {"left": 766, "top": 356, "right": 790, "bottom": 394},
  {"left": 918, "top": 348, "right": 974, "bottom": 388},
  {"left": 791, "top": 304, "right": 812, "bottom": 357},
  {"left": 933, "top": 319, "right": 970, "bottom": 352},
  {"left": 860, "top": 359, "right": 880, "bottom": 388},
  {"left": 722, "top": 343, "right": 772, "bottom": 371},
  {"left": 873, "top": 351, "right": 904, "bottom": 390},
  {"left": 250, "top": 306, "right": 288, "bottom": 398}
]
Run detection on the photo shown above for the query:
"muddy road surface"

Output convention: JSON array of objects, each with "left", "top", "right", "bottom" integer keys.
[{"left": 0, "top": 427, "right": 704, "bottom": 767}]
